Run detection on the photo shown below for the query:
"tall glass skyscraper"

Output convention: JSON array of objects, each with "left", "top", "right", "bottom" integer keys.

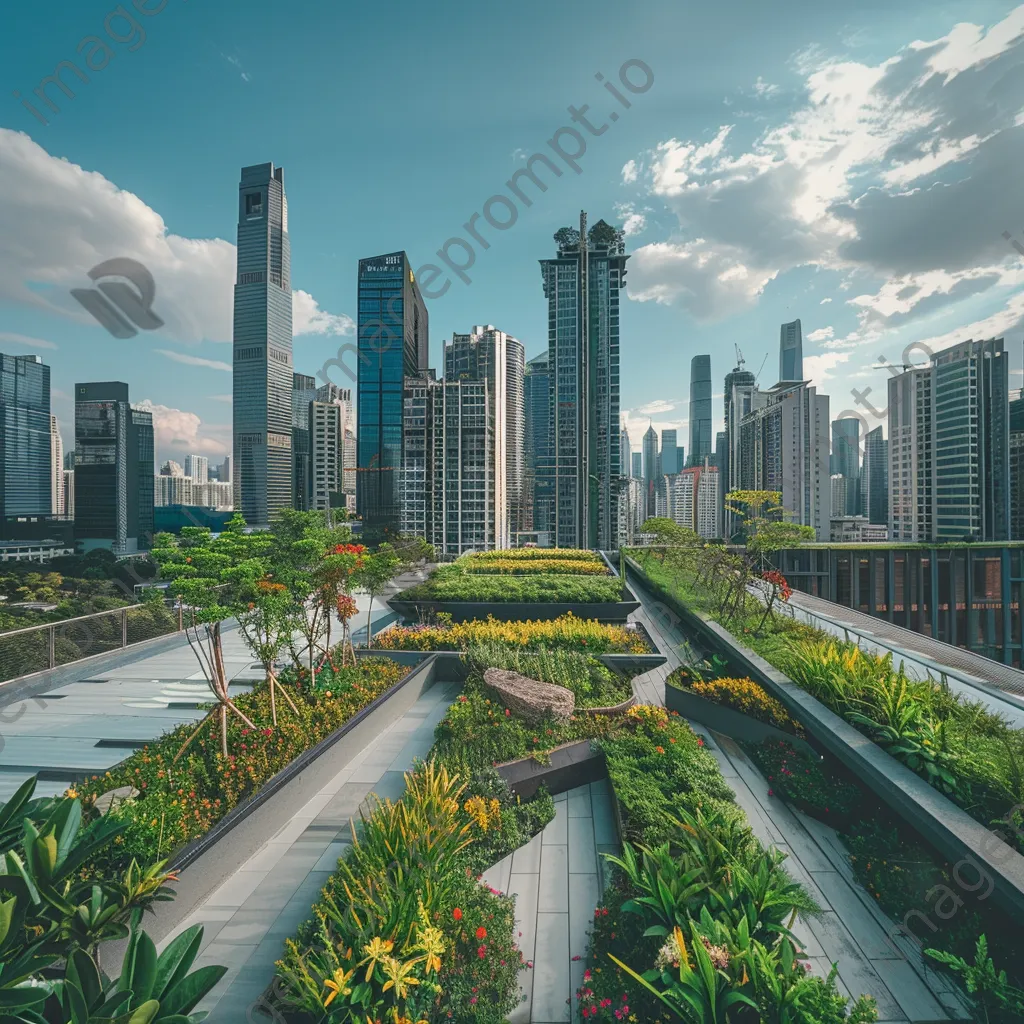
[
  {"left": 233, "top": 163, "right": 293, "bottom": 528},
  {"left": 356, "top": 251, "right": 428, "bottom": 539},
  {"left": 642, "top": 424, "right": 658, "bottom": 523},
  {"left": 524, "top": 352, "right": 551, "bottom": 534},
  {"left": 292, "top": 372, "right": 317, "bottom": 511},
  {"left": 688, "top": 355, "right": 712, "bottom": 467},
  {"left": 831, "top": 418, "right": 860, "bottom": 516},
  {"left": 539, "top": 213, "right": 627, "bottom": 548},
  {"left": 661, "top": 429, "right": 679, "bottom": 476},
  {"left": 862, "top": 426, "right": 888, "bottom": 528},
  {"left": 0, "top": 353, "right": 51, "bottom": 520},
  {"left": 74, "top": 382, "right": 153, "bottom": 553},
  {"left": 779, "top": 319, "right": 803, "bottom": 382}
]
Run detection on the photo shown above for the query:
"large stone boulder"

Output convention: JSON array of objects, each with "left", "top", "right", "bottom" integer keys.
[{"left": 482, "top": 668, "right": 575, "bottom": 725}]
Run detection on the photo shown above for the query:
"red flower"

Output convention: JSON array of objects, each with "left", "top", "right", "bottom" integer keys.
[
  {"left": 453, "top": 908, "right": 462, "bottom": 921},
  {"left": 476, "top": 926, "right": 487, "bottom": 939},
  {"left": 477, "top": 944, "right": 487, "bottom": 958}
]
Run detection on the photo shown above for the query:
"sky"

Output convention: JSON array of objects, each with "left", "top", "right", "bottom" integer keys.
[{"left": 1, "top": 0, "right": 1022, "bottom": 464}]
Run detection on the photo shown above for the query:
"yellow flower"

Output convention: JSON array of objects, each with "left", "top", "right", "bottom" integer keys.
[
  {"left": 380, "top": 956, "right": 421, "bottom": 999},
  {"left": 361, "top": 936, "right": 395, "bottom": 981},
  {"left": 322, "top": 966, "right": 354, "bottom": 1007}
]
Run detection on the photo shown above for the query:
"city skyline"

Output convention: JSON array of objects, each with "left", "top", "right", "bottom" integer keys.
[{"left": 2, "top": 4, "right": 1021, "bottom": 468}]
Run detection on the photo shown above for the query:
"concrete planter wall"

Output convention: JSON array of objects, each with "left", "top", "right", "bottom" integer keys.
[
  {"left": 387, "top": 590, "right": 641, "bottom": 624},
  {"left": 101, "top": 654, "right": 439, "bottom": 958},
  {"left": 495, "top": 739, "right": 607, "bottom": 800},
  {"left": 666, "top": 684, "right": 816, "bottom": 756},
  {"left": 626, "top": 556, "right": 1024, "bottom": 917}
]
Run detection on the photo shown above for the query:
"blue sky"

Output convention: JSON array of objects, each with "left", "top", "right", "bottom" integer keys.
[{"left": 1, "top": 0, "right": 1022, "bottom": 461}]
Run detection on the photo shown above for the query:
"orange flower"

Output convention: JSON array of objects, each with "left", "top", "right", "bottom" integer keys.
[
  {"left": 453, "top": 908, "right": 463, "bottom": 921},
  {"left": 655, "top": 746, "right": 665, "bottom": 754},
  {"left": 476, "top": 926, "right": 487, "bottom": 940}
]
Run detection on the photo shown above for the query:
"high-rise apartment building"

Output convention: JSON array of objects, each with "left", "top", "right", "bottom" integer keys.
[
  {"left": 831, "top": 418, "right": 860, "bottom": 516},
  {"left": 539, "top": 213, "right": 626, "bottom": 548},
  {"left": 688, "top": 355, "right": 712, "bottom": 467},
  {"left": 779, "top": 319, "right": 803, "bottom": 382},
  {"left": 830, "top": 475, "right": 848, "bottom": 523},
  {"left": 356, "top": 251, "right": 428, "bottom": 539},
  {"left": 74, "top": 382, "right": 154, "bottom": 553},
  {"left": 862, "top": 426, "right": 889, "bottom": 530},
  {"left": 670, "top": 462, "right": 720, "bottom": 539},
  {"left": 400, "top": 372, "right": 501, "bottom": 553},
  {"left": 310, "top": 399, "right": 342, "bottom": 511},
  {"left": 445, "top": 326, "right": 524, "bottom": 538},
  {"left": 889, "top": 338, "right": 1009, "bottom": 542},
  {"left": 0, "top": 353, "right": 51, "bottom": 522},
  {"left": 155, "top": 471, "right": 194, "bottom": 506},
  {"left": 50, "top": 415, "right": 63, "bottom": 517},
  {"left": 524, "top": 352, "right": 551, "bottom": 534},
  {"left": 642, "top": 424, "right": 658, "bottom": 524},
  {"left": 620, "top": 427, "right": 632, "bottom": 483},
  {"left": 723, "top": 365, "right": 760, "bottom": 541},
  {"left": 62, "top": 469, "right": 74, "bottom": 521},
  {"left": 232, "top": 163, "right": 293, "bottom": 527},
  {"left": 184, "top": 454, "right": 208, "bottom": 486},
  {"left": 737, "top": 381, "right": 830, "bottom": 538}
]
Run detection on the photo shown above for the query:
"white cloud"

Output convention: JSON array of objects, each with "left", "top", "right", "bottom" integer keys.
[
  {"left": 753, "top": 77, "right": 780, "bottom": 98},
  {"left": 624, "top": 8, "right": 1024, "bottom": 324},
  {"left": 803, "top": 350, "right": 852, "bottom": 389},
  {"left": 820, "top": 297, "right": 833, "bottom": 304},
  {"left": 806, "top": 326, "right": 835, "bottom": 342},
  {"left": 0, "top": 130, "right": 353, "bottom": 344},
  {"left": 615, "top": 202, "right": 647, "bottom": 237},
  {"left": 512, "top": 148, "right": 529, "bottom": 162},
  {"left": 156, "top": 349, "right": 232, "bottom": 373},
  {"left": 0, "top": 330, "right": 57, "bottom": 350},
  {"left": 135, "top": 400, "right": 228, "bottom": 457},
  {"left": 636, "top": 399, "right": 677, "bottom": 415}
]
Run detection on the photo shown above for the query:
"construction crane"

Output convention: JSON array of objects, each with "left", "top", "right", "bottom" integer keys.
[{"left": 735, "top": 344, "right": 745, "bottom": 369}]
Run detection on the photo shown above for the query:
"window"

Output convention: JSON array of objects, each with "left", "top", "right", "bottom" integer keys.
[{"left": 246, "top": 192, "right": 263, "bottom": 216}]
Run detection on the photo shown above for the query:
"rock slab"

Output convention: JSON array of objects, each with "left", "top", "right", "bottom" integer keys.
[{"left": 482, "top": 668, "right": 575, "bottom": 724}]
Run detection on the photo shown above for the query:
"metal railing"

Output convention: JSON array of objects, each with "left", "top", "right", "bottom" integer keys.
[{"left": 0, "top": 601, "right": 184, "bottom": 685}]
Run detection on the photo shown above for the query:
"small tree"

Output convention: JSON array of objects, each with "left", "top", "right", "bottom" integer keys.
[
  {"left": 357, "top": 544, "right": 402, "bottom": 648},
  {"left": 150, "top": 515, "right": 258, "bottom": 758},
  {"left": 318, "top": 543, "right": 366, "bottom": 667}
]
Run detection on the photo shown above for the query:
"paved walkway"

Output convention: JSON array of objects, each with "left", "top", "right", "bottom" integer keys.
[
  {"left": 481, "top": 779, "right": 620, "bottom": 1024},
  {"left": 169, "top": 679, "right": 461, "bottom": 1021},
  {"left": 622, "top": 566, "right": 970, "bottom": 1023}
]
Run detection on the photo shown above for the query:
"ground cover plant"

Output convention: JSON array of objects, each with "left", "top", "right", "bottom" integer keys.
[
  {"left": 396, "top": 564, "right": 624, "bottom": 603},
  {"left": 375, "top": 613, "right": 651, "bottom": 654},
  {"left": 668, "top": 668, "right": 805, "bottom": 736},
  {"left": 577, "top": 705, "right": 879, "bottom": 1023},
  {"left": 468, "top": 547, "right": 601, "bottom": 562},
  {"left": 628, "top": 543, "right": 1024, "bottom": 852},
  {"left": 455, "top": 549, "right": 610, "bottom": 575},
  {"left": 78, "top": 656, "right": 408, "bottom": 874}
]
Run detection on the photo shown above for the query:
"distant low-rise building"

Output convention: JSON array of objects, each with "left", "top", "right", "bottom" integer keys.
[{"left": 829, "top": 516, "right": 889, "bottom": 543}]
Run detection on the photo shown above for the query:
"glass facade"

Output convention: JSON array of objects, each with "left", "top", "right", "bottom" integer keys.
[
  {"left": 356, "top": 251, "right": 428, "bottom": 539},
  {"left": 779, "top": 319, "right": 803, "bottom": 382},
  {"left": 233, "top": 163, "right": 293, "bottom": 528},
  {"left": 688, "top": 355, "right": 712, "bottom": 467},
  {"left": 0, "top": 353, "right": 51, "bottom": 520},
  {"left": 831, "top": 418, "right": 860, "bottom": 515},
  {"left": 524, "top": 352, "right": 551, "bottom": 534}
]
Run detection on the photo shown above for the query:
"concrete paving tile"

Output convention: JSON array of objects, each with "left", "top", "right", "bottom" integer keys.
[
  {"left": 538, "top": 844, "right": 569, "bottom": 913},
  {"left": 811, "top": 872, "right": 904, "bottom": 960},
  {"left": 567, "top": 786, "right": 592, "bottom": 818},
  {"left": 871, "top": 958, "right": 949, "bottom": 1022},
  {"left": 568, "top": 872, "right": 600, "bottom": 959},
  {"left": 482, "top": 853, "right": 512, "bottom": 896},
  {"left": 595, "top": 844, "right": 619, "bottom": 894},
  {"left": 567, "top": 814, "right": 596, "bottom": 874},
  {"left": 206, "top": 869, "right": 269, "bottom": 908},
  {"left": 511, "top": 831, "right": 542, "bottom": 874},
  {"left": 508, "top": 871, "right": 540, "bottom": 962},
  {"left": 531, "top": 913, "right": 570, "bottom": 1022},
  {"left": 543, "top": 802, "right": 568, "bottom": 845},
  {"left": 311, "top": 841, "right": 349, "bottom": 873}
]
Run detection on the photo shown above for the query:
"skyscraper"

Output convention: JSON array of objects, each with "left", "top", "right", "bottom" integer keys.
[
  {"left": 642, "top": 423, "right": 658, "bottom": 524},
  {"left": 862, "top": 426, "right": 889, "bottom": 530},
  {"left": 779, "top": 320, "right": 803, "bottom": 382},
  {"left": 540, "top": 213, "right": 627, "bottom": 548},
  {"left": 445, "top": 326, "right": 525, "bottom": 539},
  {"left": 620, "top": 427, "right": 632, "bottom": 484},
  {"left": 723, "top": 368, "right": 762, "bottom": 541},
  {"left": 233, "top": 163, "right": 293, "bottom": 527},
  {"left": 631, "top": 451, "right": 642, "bottom": 478},
  {"left": 291, "top": 372, "right": 317, "bottom": 511},
  {"left": 889, "top": 338, "right": 1009, "bottom": 542},
  {"left": 661, "top": 429, "right": 679, "bottom": 476},
  {"left": 688, "top": 355, "right": 712, "bottom": 467},
  {"left": 0, "top": 353, "right": 51, "bottom": 522},
  {"left": 831, "top": 418, "right": 860, "bottom": 516},
  {"left": 74, "top": 382, "right": 154, "bottom": 553},
  {"left": 356, "top": 251, "right": 428, "bottom": 539},
  {"left": 310, "top": 399, "right": 342, "bottom": 511},
  {"left": 50, "top": 415, "right": 63, "bottom": 517},
  {"left": 184, "top": 454, "right": 208, "bottom": 485},
  {"left": 670, "top": 462, "right": 720, "bottom": 539},
  {"left": 524, "top": 352, "right": 551, "bottom": 534}
]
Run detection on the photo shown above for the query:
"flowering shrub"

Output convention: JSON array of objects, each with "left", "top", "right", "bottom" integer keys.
[
  {"left": 81, "top": 658, "right": 407, "bottom": 872},
  {"left": 398, "top": 568, "right": 624, "bottom": 603},
  {"left": 462, "top": 557, "right": 610, "bottom": 575},
  {"left": 375, "top": 614, "right": 650, "bottom": 654},
  {"left": 469, "top": 548, "right": 599, "bottom": 562},
  {"left": 687, "top": 676, "right": 804, "bottom": 735}
]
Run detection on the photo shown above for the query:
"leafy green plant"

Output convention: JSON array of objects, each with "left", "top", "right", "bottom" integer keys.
[{"left": 926, "top": 935, "right": 1024, "bottom": 1023}]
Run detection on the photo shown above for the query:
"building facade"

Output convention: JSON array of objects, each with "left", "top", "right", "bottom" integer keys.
[
  {"left": 539, "top": 214, "right": 626, "bottom": 549},
  {"left": 356, "top": 251, "right": 428, "bottom": 539},
  {"left": 661, "top": 429, "right": 679, "bottom": 476},
  {"left": 831, "top": 418, "right": 860, "bottom": 516},
  {"left": 642, "top": 424, "right": 658, "bottom": 524},
  {"left": 862, "top": 426, "right": 888, "bottom": 529},
  {"left": 50, "top": 415, "right": 63, "bottom": 517},
  {"left": 184, "top": 455, "right": 208, "bottom": 485},
  {"left": 155, "top": 471, "right": 194, "bottom": 506},
  {"left": 722, "top": 365, "right": 759, "bottom": 540},
  {"left": 291, "top": 372, "right": 317, "bottom": 511},
  {"left": 74, "top": 382, "right": 154, "bottom": 553},
  {"left": 310, "top": 399, "right": 342, "bottom": 511},
  {"left": 779, "top": 319, "right": 803, "bottom": 382},
  {"left": 0, "top": 353, "right": 51, "bottom": 522},
  {"left": 688, "top": 355, "right": 712, "bottom": 467},
  {"left": 232, "top": 163, "right": 293, "bottom": 528},
  {"left": 524, "top": 352, "right": 551, "bottom": 534},
  {"left": 889, "top": 338, "right": 1009, "bottom": 542},
  {"left": 670, "top": 462, "right": 720, "bottom": 539}
]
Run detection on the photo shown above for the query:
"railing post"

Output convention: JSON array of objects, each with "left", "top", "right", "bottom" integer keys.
[
  {"left": 122, "top": 608, "right": 128, "bottom": 649},
  {"left": 48, "top": 625, "right": 55, "bottom": 669}
]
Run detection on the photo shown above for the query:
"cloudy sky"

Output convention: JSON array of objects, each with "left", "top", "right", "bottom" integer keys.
[{"left": 1, "top": 0, "right": 1022, "bottom": 460}]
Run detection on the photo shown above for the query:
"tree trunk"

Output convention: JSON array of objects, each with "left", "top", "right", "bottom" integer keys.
[
  {"left": 365, "top": 595, "right": 374, "bottom": 648},
  {"left": 268, "top": 662, "right": 277, "bottom": 725},
  {"left": 219, "top": 703, "right": 228, "bottom": 758}
]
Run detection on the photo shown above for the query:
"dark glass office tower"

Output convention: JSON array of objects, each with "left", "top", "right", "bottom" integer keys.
[
  {"left": 779, "top": 319, "right": 803, "bottom": 382},
  {"left": 74, "top": 382, "right": 153, "bottom": 553},
  {"left": 688, "top": 355, "right": 712, "bottom": 467},
  {"left": 525, "top": 352, "right": 552, "bottom": 533},
  {"left": 831, "top": 418, "right": 860, "bottom": 515},
  {"left": 539, "top": 213, "right": 627, "bottom": 548},
  {"left": 356, "top": 251, "right": 428, "bottom": 539},
  {"left": 233, "top": 163, "right": 293, "bottom": 528},
  {"left": 0, "top": 353, "right": 51, "bottom": 520},
  {"left": 642, "top": 424, "right": 658, "bottom": 522},
  {"left": 862, "top": 426, "right": 888, "bottom": 527},
  {"left": 661, "top": 429, "right": 679, "bottom": 476},
  {"left": 292, "top": 372, "right": 317, "bottom": 511}
]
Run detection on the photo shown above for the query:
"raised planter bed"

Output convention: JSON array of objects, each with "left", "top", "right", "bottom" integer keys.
[
  {"left": 665, "top": 684, "right": 815, "bottom": 756},
  {"left": 100, "top": 653, "right": 440, "bottom": 960},
  {"left": 387, "top": 589, "right": 641, "bottom": 624},
  {"left": 626, "top": 555, "right": 1024, "bottom": 918},
  {"left": 495, "top": 739, "right": 607, "bottom": 800}
]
